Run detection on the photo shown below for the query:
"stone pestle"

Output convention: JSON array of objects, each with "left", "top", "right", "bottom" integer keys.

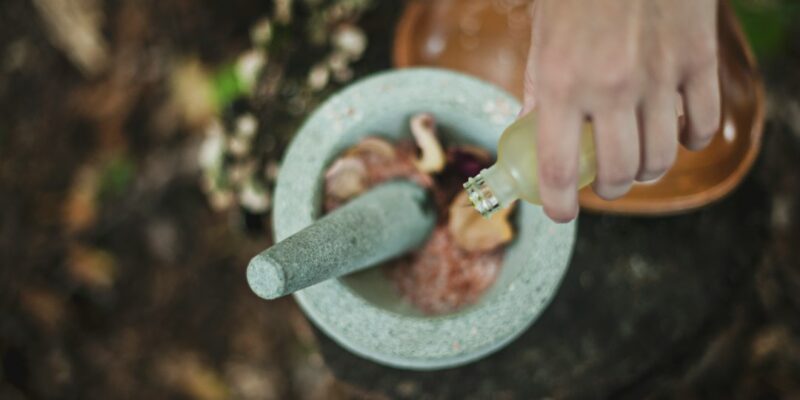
[{"left": 247, "top": 180, "right": 436, "bottom": 300}]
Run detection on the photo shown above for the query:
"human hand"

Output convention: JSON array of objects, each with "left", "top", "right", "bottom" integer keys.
[{"left": 523, "top": 0, "right": 721, "bottom": 222}]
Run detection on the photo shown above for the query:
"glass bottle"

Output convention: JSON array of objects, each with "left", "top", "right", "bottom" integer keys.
[{"left": 464, "top": 111, "right": 597, "bottom": 217}]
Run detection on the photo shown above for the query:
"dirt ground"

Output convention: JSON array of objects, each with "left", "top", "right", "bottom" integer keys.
[{"left": 1, "top": 0, "right": 799, "bottom": 399}]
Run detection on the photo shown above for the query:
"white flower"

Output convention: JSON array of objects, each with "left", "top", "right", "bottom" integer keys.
[
  {"left": 333, "top": 24, "right": 367, "bottom": 60},
  {"left": 240, "top": 179, "right": 271, "bottom": 213},
  {"left": 250, "top": 18, "right": 272, "bottom": 46},
  {"left": 236, "top": 49, "right": 267, "bottom": 92}
]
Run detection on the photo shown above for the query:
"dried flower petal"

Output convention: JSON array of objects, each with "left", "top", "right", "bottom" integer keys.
[
  {"left": 448, "top": 145, "right": 493, "bottom": 177},
  {"left": 67, "top": 244, "right": 117, "bottom": 289},
  {"left": 410, "top": 113, "right": 446, "bottom": 173},
  {"left": 324, "top": 157, "right": 367, "bottom": 201},
  {"left": 448, "top": 191, "right": 514, "bottom": 252},
  {"left": 345, "top": 136, "right": 396, "bottom": 161}
]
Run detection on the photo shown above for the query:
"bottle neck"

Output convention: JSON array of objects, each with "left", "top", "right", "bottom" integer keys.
[{"left": 463, "top": 163, "right": 519, "bottom": 218}]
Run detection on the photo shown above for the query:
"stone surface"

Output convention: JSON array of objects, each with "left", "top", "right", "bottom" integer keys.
[
  {"left": 315, "top": 171, "right": 771, "bottom": 398},
  {"left": 247, "top": 180, "right": 436, "bottom": 300}
]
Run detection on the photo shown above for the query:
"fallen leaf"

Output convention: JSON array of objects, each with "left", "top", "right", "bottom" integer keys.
[
  {"left": 157, "top": 352, "right": 229, "bottom": 400},
  {"left": 63, "top": 165, "right": 99, "bottom": 233},
  {"left": 448, "top": 191, "right": 514, "bottom": 252},
  {"left": 19, "top": 287, "right": 66, "bottom": 331},
  {"left": 31, "top": 0, "right": 109, "bottom": 77},
  {"left": 67, "top": 244, "right": 117, "bottom": 289}
]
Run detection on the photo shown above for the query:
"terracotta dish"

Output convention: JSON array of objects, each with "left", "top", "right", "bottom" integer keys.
[{"left": 394, "top": 0, "right": 765, "bottom": 215}]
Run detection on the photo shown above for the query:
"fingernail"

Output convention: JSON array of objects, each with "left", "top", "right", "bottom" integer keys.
[
  {"left": 636, "top": 170, "right": 667, "bottom": 183},
  {"left": 543, "top": 189, "right": 578, "bottom": 222},
  {"left": 592, "top": 182, "right": 632, "bottom": 201}
]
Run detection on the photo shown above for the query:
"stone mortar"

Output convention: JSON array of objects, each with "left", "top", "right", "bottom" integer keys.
[{"left": 273, "top": 68, "right": 576, "bottom": 370}]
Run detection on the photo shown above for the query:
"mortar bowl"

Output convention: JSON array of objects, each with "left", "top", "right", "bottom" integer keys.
[{"left": 274, "top": 68, "right": 576, "bottom": 370}]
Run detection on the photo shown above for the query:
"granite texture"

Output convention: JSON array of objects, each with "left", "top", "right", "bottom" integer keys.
[
  {"left": 247, "top": 181, "right": 436, "bottom": 300},
  {"left": 316, "top": 173, "right": 770, "bottom": 398},
  {"left": 271, "top": 69, "right": 577, "bottom": 369}
]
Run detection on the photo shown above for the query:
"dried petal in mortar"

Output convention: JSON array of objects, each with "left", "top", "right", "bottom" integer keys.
[
  {"left": 448, "top": 191, "right": 514, "bottom": 252},
  {"left": 447, "top": 145, "right": 493, "bottom": 178},
  {"left": 344, "top": 136, "right": 396, "bottom": 161},
  {"left": 410, "top": 113, "right": 446, "bottom": 173},
  {"left": 324, "top": 157, "right": 367, "bottom": 201}
]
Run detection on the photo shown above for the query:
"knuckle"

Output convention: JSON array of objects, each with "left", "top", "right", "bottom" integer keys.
[
  {"left": 647, "top": 62, "right": 676, "bottom": 86},
  {"left": 686, "top": 42, "right": 718, "bottom": 73},
  {"left": 598, "top": 70, "right": 635, "bottom": 94},
  {"left": 539, "top": 161, "right": 576, "bottom": 188},
  {"left": 538, "top": 59, "right": 575, "bottom": 99},
  {"left": 592, "top": 58, "right": 639, "bottom": 94}
]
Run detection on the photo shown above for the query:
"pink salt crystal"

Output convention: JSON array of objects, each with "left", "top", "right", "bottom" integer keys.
[{"left": 388, "top": 227, "right": 502, "bottom": 315}]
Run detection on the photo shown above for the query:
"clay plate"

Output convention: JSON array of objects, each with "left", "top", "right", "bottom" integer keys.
[{"left": 393, "top": 0, "right": 765, "bottom": 215}]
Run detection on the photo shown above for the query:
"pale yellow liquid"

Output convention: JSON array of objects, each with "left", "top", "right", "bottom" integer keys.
[{"left": 466, "top": 111, "right": 597, "bottom": 215}]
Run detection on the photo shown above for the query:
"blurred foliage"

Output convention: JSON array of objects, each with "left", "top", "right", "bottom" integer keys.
[
  {"left": 98, "top": 155, "right": 136, "bottom": 200},
  {"left": 212, "top": 64, "right": 247, "bottom": 111},
  {"left": 731, "top": 0, "right": 800, "bottom": 61}
]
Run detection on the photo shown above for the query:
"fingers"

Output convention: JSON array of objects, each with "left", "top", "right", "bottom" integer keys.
[
  {"left": 536, "top": 103, "right": 583, "bottom": 222},
  {"left": 680, "top": 64, "right": 721, "bottom": 150},
  {"left": 591, "top": 110, "right": 640, "bottom": 200},
  {"left": 637, "top": 91, "right": 679, "bottom": 181}
]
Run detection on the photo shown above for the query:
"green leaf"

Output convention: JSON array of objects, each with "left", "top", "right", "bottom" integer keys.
[
  {"left": 731, "top": 0, "right": 800, "bottom": 60},
  {"left": 212, "top": 64, "right": 246, "bottom": 109},
  {"left": 98, "top": 155, "right": 136, "bottom": 200}
]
